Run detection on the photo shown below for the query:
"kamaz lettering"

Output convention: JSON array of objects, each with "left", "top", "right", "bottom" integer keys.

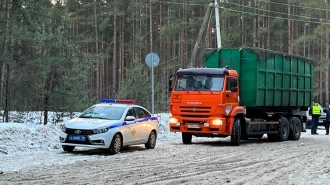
[{"left": 187, "top": 102, "right": 202, "bottom": 104}]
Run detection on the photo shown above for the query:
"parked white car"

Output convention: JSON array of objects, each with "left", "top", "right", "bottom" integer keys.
[{"left": 59, "top": 99, "right": 159, "bottom": 155}]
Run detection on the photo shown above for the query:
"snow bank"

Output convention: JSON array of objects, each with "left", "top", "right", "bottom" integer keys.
[
  {"left": 0, "top": 123, "right": 61, "bottom": 155},
  {"left": 0, "top": 111, "right": 174, "bottom": 155},
  {"left": 155, "top": 113, "right": 179, "bottom": 138}
]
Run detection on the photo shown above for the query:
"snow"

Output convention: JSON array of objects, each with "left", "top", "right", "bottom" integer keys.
[
  {"left": 0, "top": 111, "right": 179, "bottom": 172},
  {"left": 0, "top": 111, "right": 329, "bottom": 184}
]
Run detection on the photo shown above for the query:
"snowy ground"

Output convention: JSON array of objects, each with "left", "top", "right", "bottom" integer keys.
[
  {"left": 0, "top": 112, "right": 330, "bottom": 185},
  {"left": 0, "top": 112, "right": 178, "bottom": 172}
]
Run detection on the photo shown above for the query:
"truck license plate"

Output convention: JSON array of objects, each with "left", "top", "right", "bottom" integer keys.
[{"left": 188, "top": 124, "right": 200, "bottom": 129}]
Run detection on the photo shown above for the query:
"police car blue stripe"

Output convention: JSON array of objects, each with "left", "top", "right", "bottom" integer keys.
[
  {"left": 109, "top": 122, "right": 125, "bottom": 129},
  {"left": 108, "top": 117, "right": 158, "bottom": 129}
]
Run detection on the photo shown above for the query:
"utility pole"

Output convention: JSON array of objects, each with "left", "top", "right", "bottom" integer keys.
[
  {"left": 214, "top": 0, "right": 222, "bottom": 48},
  {"left": 189, "top": 3, "right": 214, "bottom": 67}
]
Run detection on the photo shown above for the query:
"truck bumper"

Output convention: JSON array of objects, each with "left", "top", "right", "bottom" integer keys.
[{"left": 169, "top": 117, "right": 228, "bottom": 134}]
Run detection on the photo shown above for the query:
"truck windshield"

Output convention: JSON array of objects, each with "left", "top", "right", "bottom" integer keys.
[{"left": 174, "top": 75, "right": 224, "bottom": 91}]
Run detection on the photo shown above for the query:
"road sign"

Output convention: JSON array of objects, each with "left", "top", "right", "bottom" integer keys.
[
  {"left": 145, "top": 52, "right": 160, "bottom": 67},
  {"left": 145, "top": 52, "right": 160, "bottom": 116}
]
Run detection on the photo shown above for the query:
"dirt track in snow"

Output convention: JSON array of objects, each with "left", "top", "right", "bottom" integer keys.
[{"left": 0, "top": 131, "right": 330, "bottom": 185}]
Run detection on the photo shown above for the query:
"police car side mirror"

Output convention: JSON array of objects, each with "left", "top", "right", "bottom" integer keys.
[{"left": 125, "top": 116, "right": 136, "bottom": 121}]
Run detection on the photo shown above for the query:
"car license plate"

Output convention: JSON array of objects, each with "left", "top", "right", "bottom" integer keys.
[
  {"left": 188, "top": 124, "right": 200, "bottom": 129},
  {"left": 69, "top": 135, "right": 86, "bottom": 141}
]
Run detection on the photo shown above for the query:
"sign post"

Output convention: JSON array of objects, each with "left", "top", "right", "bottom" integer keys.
[{"left": 145, "top": 52, "right": 160, "bottom": 115}]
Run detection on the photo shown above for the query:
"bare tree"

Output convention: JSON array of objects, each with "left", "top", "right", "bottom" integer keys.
[
  {"left": 325, "top": 1, "right": 329, "bottom": 107},
  {"left": 111, "top": 0, "right": 118, "bottom": 96}
]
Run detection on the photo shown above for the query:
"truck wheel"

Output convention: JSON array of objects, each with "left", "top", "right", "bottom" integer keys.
[
  {"left": 230, "top": 118, "right": 241, "bottom": 146},
  {"left": 268, "top": 117, "right": 289, "bottom": 142},
  {"left": 182, "top": 133, "right": 192, "bottom": 144},
  {"left": 288, "top": 117, "right": 301, "bottom": 140},
  {"left": 279, "top": 117, "right": 290, "bottom": 141}
]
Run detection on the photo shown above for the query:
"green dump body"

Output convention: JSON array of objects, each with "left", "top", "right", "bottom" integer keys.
[{"left": 204, "top": 48, "right": 313, "bottom": 108}]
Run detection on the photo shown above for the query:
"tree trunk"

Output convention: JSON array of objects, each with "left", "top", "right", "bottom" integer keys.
[
  {"left": 111, "top": 0, "right": 117, "bottom": 96},
  {"left": 1, "top": 0, "right": 11, "bottom": 122},
  {"left": 320, "top": 43, "right": 323, "bottom": 103},
  {"left": 287, "top": 5, "right": 292, "bottom": 54},
  {"left": 253, "top": 1, "right": 257, "bottom": 48},
  {"left": 149, "top": 0, "right": 153, "bottom": 52},
  {"left": 325, "top": 2, "right": 329, "bottom": 107},
  {"left": 93, "top": 0, "right": 102, "bottom": 98},
  {"left": 267, "top": 2, "right": 271, "bottom": 49},
  {"left": 4, "top": 65, "right": 9, "bottom": 122}
]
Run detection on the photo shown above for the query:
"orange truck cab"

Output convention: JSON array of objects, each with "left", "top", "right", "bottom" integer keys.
[{"left": 169, "top": 67, "right": 245, "bottom": 145}]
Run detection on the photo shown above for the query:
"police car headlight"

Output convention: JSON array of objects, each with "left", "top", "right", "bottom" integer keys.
[
  {"left": 93, "top": 127, "right": 109, "bottom": 134},
  {"left": 61, "top": 125, "right": 67, "bottom": 132}
]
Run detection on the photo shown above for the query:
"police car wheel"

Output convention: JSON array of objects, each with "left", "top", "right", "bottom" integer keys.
[
  {"left": 62, "top": 145, "right": 75, "bottom": 152},
  {"left": 109, "top": 133, "right": 122, "bottom": 155},
  {"left": 145, "top": 131, "right": 157, "bottom": 149}
]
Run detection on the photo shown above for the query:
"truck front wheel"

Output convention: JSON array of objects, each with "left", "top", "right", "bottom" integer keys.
[
  {"left": 230, "top": 118, "right": 241, "bottom": 146},
  {"left": 182, "top": 133, "right": 192, "bottom": 144}
]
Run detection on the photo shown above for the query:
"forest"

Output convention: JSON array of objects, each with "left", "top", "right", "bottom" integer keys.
[{"left": 0, "top": 0, "right": 329, "bottom": 123}]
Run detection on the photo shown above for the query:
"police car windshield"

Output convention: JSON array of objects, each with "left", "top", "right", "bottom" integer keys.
[
  {"left": 79, "top": 106, "right": 125, "bottom": 120},
  {"left": 175, "top": 75, "right": 224, "bottom": 91}
]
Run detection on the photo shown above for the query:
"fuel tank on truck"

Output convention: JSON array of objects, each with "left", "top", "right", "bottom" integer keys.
[{"left": 203, "top": 47, "right": 313, "bottom": 112}]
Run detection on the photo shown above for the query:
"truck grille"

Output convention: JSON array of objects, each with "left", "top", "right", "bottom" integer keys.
[{"left": 179, "top": 106, "right": 211, "bottom": 118}]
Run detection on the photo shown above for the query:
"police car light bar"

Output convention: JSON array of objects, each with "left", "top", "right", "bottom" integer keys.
[{"left": 100, "top": 99, "right": 135, "bottom": 104}]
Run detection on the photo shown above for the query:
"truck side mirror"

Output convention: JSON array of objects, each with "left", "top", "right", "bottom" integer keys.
[
  {"left": 230, "top": 78, "right": 237, "bottom": 87},
  {"left": 230, "top": 87, "right": 238, "bottom": 92},
  {"left": 169, "top": 73, "right": 175, "bottom": 91}
]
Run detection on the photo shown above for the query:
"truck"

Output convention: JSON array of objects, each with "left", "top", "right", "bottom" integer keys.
[{"left": 168, "top": 47, "right": 313, "bottom": 145}]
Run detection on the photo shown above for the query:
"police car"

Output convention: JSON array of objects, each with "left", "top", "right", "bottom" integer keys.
[{"left": 59, "top": 99, "right": 159, "bottom": 155}]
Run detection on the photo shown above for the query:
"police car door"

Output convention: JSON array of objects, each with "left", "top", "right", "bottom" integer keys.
[
  {"left": 124, "top": 108, "right": 140, "bottom": 145},
  {"left": 135, "top": 107, "right": 153, "bottom": 142}
]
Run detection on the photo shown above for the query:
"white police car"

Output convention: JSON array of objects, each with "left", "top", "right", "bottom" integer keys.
[{"left": 59, "top": 99, "right": 159, "bottom": 155}]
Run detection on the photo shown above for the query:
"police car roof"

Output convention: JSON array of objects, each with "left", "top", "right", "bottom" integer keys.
[{"left": 95, "top": 103, "right": 130, "bottom": 108}]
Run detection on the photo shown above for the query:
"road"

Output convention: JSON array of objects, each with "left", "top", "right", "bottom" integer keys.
[{"left": 1, "top": 131, "right": 330, "bottom": 185}]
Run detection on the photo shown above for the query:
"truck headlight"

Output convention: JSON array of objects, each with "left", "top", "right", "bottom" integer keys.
[
  {"left": 169, "top": 117, "right": 178, "bottom": 124},
  {"left": 212, "top": 119, "right": 222, "bottom": 125},
  {"left": 93, "top": 127, "right": 109, "bottom": 134}
]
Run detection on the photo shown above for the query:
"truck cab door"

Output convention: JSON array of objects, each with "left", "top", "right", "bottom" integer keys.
[{"left": 224, "top": 77, "right": 239, "bottom": 105}]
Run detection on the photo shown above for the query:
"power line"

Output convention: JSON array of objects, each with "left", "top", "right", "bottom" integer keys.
[
  {"left": 157, "top": 50, "right": 194, "bottom": 67},
  {"left": 226, "top": 2, "right": 324, "bottom": 22},
  {"left": 153, "top": 0, "right": 329, "bottom": 24},
  {"left": 258, "top": 0, "right": 330, "bottom": 12},
  {"left": 153, "top": 0, "right": 330, "bottom": 12},
  {"left": 220, "top": 6, "right": 330, "bottom": 25},
  {"left": 152, "top": 0, "right": 206, "bottom": 6}
]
